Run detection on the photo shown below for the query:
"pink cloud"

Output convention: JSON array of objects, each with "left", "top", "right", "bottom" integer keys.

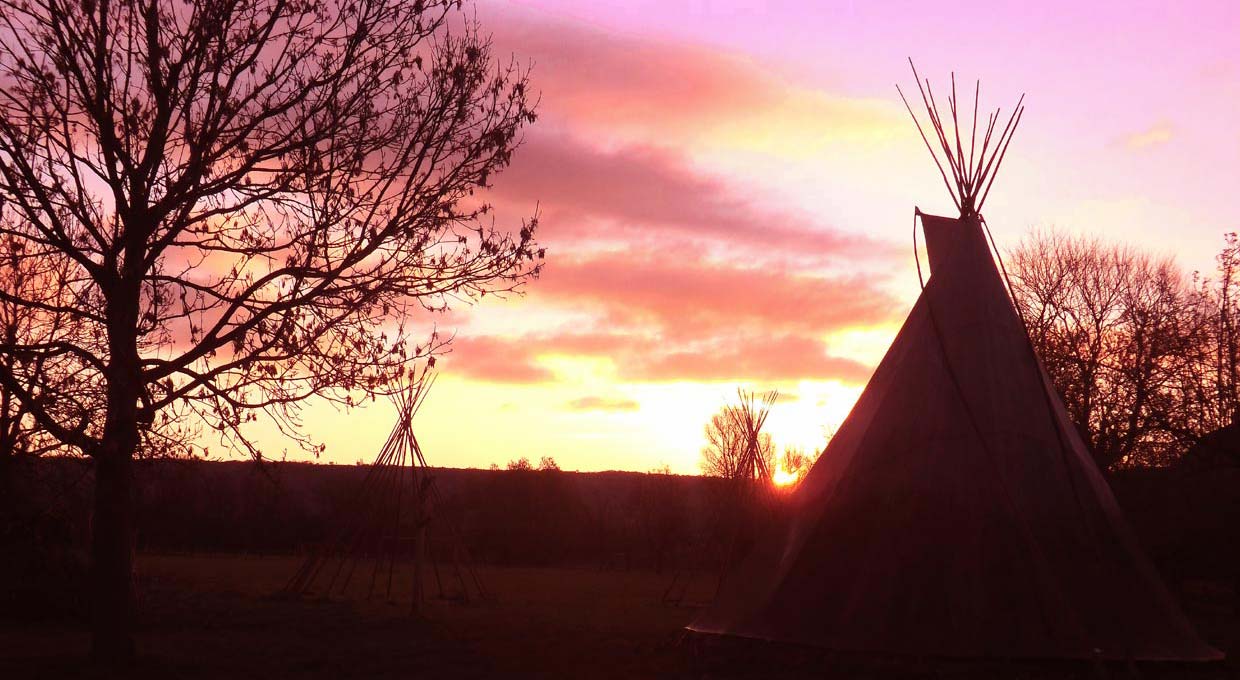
[
  {"left": 491, "top": 10, "right": 780, "bottom": 134},
  {"left": 446, "top": 336, "right": 554, "bottom": 383},
  {"left": 536, "top": 247, "right": 896, "bottom": 339},
  {"left": 495, "top": 132, "right": 894, "bottom": 261},
  {"left": 435, "top": 8, "right": 904, "bottom": 388},
  {"left": 487, "top": 6, "right": 900, "bottom": 150},
  {"left": 439, "top": 247, "right": 896, "bottom": 384},
  {"left": 444, "top": 329, "right": 872, "bottom": 385}
]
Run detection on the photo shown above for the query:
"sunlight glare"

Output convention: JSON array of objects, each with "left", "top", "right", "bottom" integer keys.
[{"left": 772, "top": 466, "right": 799, "bottom": 487}]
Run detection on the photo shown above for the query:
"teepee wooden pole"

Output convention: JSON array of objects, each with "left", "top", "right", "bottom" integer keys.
[
  {"left": 899, "top": 61, "right": 1025, "bottom": 218},
  {"left": 897, "top": 84, "right": 961, "bottom": 213}
]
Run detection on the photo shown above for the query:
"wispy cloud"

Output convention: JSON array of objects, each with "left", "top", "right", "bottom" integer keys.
[
  {"left": 1119, "top": 120, "right": 1173, "bottom": 150},
  {"left": 567, "top": 396, "right": 641, "bottom": 411},
  {"left": 443, "top": 328, "right": 875, "bottom": 385}
]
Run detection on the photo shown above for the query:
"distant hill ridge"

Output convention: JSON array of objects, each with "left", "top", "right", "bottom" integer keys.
[{"left": 8, "top": 457, "right": 1238, "bottom": 583}]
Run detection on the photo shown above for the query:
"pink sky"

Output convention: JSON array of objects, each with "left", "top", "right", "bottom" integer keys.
[{"left": 255, "top": 1, "right": 1240, "bottom": 473}]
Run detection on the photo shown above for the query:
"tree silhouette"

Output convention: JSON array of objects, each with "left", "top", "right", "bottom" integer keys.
[
  {"left": 1171, "top": 233, "right": 1240, "bottom": 466},
  {"left": 506, "top": 457, "right": 534, "bottom": 472},
  {"left": 537, "top": 455, "right": 560, "bottom": 472},
  {"left": 1010, "top": 230, "right": 1196, "bottom": 468},
  {"left": 777, "top": 446, "right": 815, "bottom": 483},
  {"left": 0, "top": 229, "right": 84, "bottom": 478},
  {"left": 0, "top": 0, "right": 539, "bottom": 663},
  {"left": 0, "top": 223, "right": 95, "bottom": 604}
]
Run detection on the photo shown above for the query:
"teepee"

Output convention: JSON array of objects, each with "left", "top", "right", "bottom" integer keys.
[
  {"left": 689, "top": 65, "right": 1222, "bottom": 661},
  {"left": 664, "top": 389, "right": 780, "bottom": 606},
  {"left": 285, "top": 363, "right": 488, "bottom": 613}
]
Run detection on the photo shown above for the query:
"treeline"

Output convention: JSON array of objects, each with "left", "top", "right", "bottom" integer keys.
[
  {"left": 1011, "top": 231, "right": 1240, "bottom": 469},
  {"left": 8, "top": 458, "right": 727, "bottom": 573},
  {"left": 8, "top": 456, "right": 1237, "bottom": 585}
]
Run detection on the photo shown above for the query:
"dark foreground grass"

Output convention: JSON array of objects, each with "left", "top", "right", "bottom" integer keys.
[{"left": 1, "top": 554, "right": 1236, "bottom": 679}]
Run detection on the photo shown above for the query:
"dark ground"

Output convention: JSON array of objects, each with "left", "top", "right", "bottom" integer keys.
[{"left": 0, "top": 554, "right": 1236, "bottom": 679}]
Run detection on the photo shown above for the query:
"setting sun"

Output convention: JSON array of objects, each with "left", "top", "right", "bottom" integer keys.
[{"left": 772, "top": 467, "right": 800, "bottom": 487}]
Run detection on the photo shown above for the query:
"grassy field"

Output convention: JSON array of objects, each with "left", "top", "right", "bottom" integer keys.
[{"left": 1, "top": 553, "right": 1237, "bottom": 679}]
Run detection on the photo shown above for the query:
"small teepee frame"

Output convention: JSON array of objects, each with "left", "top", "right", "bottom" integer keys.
[
  {"left": 285, "top": 363, "right": 489, "bottom": 613},
  {"left": 663, "top": 388, "right": 780, "bottom": 606}
]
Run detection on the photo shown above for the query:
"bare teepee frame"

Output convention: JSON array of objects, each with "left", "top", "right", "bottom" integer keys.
[
  {"left": 285, "top": 362, "right": 489, "bottom": 613},
  {"left": 663, "top": 388, "right": 780, "bottom": 606},
  {"left": 727, "top": 389, "right": 779, "bottom": 485}
]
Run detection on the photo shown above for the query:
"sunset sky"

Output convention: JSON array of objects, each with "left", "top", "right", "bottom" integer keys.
[{"left": 259, "top": 1, "right": 1240, "bottom": 473}]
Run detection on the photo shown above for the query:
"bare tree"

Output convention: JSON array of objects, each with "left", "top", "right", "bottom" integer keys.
[
  {"left": 0, "top": 230, "right": 84, "bottom": 473},
  {"left": 1009, "top": 230, "right": 1196, "bottom": 469},
  {"left": 537, "top": 455, "right": 560, "bottom": 472},
  {"left": 1191, "top": 234, "right": 1240, "bottom": 433},
  {"left": 777, "top": 446, "right": 815, "bottom": 482},
  {"left": 1169, "top": 233, "right": 1240, "bottom": 466},
  {"left": 506, "top": 457, "right": 533, "bottom": 472},
  {"left": 0, "top": 0, "right": 539, "bottom": 662},
  {"left": 0, "top": 223, "right": 93, "bottom": 563}
]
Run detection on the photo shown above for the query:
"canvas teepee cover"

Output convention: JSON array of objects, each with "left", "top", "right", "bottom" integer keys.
[{"left": 689, "top": 71, "right": 1221, "bottom": 661}]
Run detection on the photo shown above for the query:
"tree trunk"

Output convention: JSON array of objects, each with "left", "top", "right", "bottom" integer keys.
[
  {"left": 90, "top": 259, "right": 144, "bottom": 664},
  {"left": 91, "top": 448, "right": 136, "bottom": 665},
  {"left": 0, "top": 449, "right": 12, "bottom": 551}
]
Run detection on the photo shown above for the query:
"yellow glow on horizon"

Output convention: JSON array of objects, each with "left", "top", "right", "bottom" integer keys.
[
  {"left": 759, "top": 380, "right": 864, "bottom": 456},
  {"left": 772, "top": 466, "right": 799, "bottom": 487},
  {"left": 229, "top": 363, "right": 877, "bottom": 476},
  {"left": 824, "top": 325, "right": 901, "bottom": 369}
]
